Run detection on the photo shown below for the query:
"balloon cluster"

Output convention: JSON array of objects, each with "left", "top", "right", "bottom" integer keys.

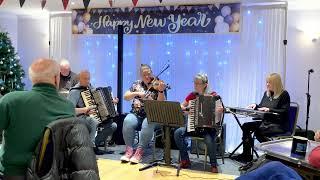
[
  {"left": 214, "top": 6, "right": 240, "bottom": 33},
  {"left": 72, "top": 10, "right": 93, "bottom": 34}
]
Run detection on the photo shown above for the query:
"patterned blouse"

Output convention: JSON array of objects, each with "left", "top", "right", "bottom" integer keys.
[{"left": 129, "top": 80, "right": 160, "bottom": 118}]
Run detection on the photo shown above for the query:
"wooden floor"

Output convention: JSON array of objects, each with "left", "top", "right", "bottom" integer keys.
[{"left": 98, "top": 159, "right": 237, "bottom": 180}]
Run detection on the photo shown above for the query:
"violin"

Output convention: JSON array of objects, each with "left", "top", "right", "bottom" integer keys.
[{"left": 148, "top": 77, "right": 167, "bottom": 92}]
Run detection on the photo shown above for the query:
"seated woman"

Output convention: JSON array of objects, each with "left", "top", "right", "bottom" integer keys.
[
  {"left": 174, "top": 73, "right": 223, "bottom": 173},
  {"left": 120, "top": 64, "right": 166, "bottom": 164},
  {"left": 234, "top": 73, "right": 290, "bottom": 162}
]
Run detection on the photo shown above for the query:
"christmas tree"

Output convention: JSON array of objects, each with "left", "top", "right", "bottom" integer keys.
[{"left": 0, "top": 32, "right": 25, "bottom": 96}]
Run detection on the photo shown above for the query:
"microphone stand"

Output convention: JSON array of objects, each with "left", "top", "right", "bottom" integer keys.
[{"left": 305, "top": 69, "right": 313, "bottom": 138}]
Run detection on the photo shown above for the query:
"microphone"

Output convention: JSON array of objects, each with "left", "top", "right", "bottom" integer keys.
[
  {"left": 308, "top": 69, "right": 314, "bottom": 73},
  {"left": 139, "top": 162, "right": 157, "bottom": 171}
]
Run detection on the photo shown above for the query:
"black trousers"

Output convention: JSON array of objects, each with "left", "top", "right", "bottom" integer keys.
[{"left": 241, "top": 121, "right": 270, "bottom": 156}]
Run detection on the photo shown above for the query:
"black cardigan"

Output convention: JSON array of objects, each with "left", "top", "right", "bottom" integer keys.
[{"left": 256, "top": 90, "right": 291, "bottom": 132}]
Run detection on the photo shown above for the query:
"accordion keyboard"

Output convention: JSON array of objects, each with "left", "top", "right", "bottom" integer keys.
[{"left": 81, "top": 90, "right": 101, "bottom": 122}]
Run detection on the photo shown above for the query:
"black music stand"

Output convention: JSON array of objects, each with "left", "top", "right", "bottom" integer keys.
[{"left": 139, "top": 100, "right": 184, "bottom": 172}]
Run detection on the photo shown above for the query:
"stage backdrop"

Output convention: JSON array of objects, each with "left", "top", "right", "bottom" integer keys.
[{"left": 72, "top": 3, "right": 240, "bottom": 34}]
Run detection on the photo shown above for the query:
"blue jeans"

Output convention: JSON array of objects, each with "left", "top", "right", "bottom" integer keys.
[
  {"left": 174, "top": 127, "right": 217, "bottom": 166},
  {"left": 78, "top": 115, "right": 100, "bottom": 147},
  {"left": 95, "top": 121, "right": 117, "bottom": 145},
  {"left": 122, "top": 113, "right": 157, "bottom": 149}
]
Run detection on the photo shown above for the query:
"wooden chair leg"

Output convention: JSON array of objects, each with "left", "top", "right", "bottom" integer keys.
[
  {"left": 152, "top": 134, "right": 156, "bottom": 161},
  {"left": 195, "top": 140, "right": 200, "bottom": 158},
  {"left": 221, "top": 141, "right": 225, "bottom": 164}
]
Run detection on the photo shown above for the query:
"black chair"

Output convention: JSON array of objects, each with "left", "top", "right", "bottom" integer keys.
[{"left": 267, "top": 102, "right": 299, "bottom": 140}]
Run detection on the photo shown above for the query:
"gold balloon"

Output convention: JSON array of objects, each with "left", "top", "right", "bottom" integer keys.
[
  {"left": 72, "top": 25, "right": 79, "bottom": 34},
  {"left": 83, "top": 13, "right": 91, "bottom": 24},
  {"left": 230, "top": 22, "right": 240, "bottom": 32},
  {"left": 232, "top": 12, "right": 240, "bottom": 23}
]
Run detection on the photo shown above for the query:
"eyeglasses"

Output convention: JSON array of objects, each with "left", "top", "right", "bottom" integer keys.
[{"left": 193, "top": 81, "right": 205, "bottom": 85}]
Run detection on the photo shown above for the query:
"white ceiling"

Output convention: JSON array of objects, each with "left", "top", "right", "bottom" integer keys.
[{"left": 0, "top": 0, "right": 319, "bottom": 16}]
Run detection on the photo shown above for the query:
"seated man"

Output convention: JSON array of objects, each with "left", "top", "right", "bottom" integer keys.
[
  {"left": 0, "top": 58, "right": 75, "bottom": 179},
  {"left": 59, "top": 59, "right": 78, "bottom": 91},
  {"left": 68, "top": 70, "right": 117, "bottom": 155}
]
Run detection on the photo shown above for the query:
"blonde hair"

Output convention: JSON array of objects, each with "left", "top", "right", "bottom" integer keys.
[
  {"left": 194, "top": 73, "right": 211, "bottom": 94},
  {"left": 267, "top": 73, "right": 284, "bottom": 98},
  {"left": 28, "top": 58, "right": 60, "bottom": 84}
]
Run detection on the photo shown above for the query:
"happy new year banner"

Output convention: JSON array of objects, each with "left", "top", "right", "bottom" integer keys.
[{"left": 72, "top": 3, "right": 240, "bottom": 34}]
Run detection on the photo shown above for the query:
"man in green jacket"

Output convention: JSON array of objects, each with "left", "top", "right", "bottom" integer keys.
[{"left": 0, "top": 58, "right": 75, "bottom": 179}]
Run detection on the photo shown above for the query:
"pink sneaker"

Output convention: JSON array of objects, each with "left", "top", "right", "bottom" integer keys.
[
  {"left": 130, "top": 147, "right": 144, "bottom": 164},
  {"left": 120, "top": 146, "right": 133, "bottom": 162}
]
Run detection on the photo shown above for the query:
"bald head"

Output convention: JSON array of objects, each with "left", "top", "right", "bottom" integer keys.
[
  {"left": 28, "top": 58, "right": 60, "bottom": 88},
  {"left": 60, "top": 59, "right": 71, "bottom": 76},
  {"left": 79, "top": 70, "right": 90, "bottom": 87}
]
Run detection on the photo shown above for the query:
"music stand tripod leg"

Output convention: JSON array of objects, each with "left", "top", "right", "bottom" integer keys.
[
  {"left": 229, "top": 141, "right": 243, "bottom": 158},
  {"left": 139, "top": 126, "right": 178, "bottom": 171}
]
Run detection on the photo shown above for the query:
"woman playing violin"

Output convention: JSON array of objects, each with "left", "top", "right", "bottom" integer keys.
[{"left": 121, "top": 64, "right": 166, "bottom": 164}]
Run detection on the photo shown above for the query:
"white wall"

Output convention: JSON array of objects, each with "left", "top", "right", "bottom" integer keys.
[
  {"left": 286, "top": 10, "right": 320, "bottom": 131},
  {"left": 17, "top": 15, "right": 50, "bottom": 89},
  {"left": 0, "top": 14, "right": 49, "bottom": 90},
  {"left": 0, "top": 14, "right": 18, "bottom": 51}
]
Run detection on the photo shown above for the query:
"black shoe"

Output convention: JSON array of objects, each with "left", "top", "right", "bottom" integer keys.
[
  {"left": 105, "top": 150, "right": 115, "bottom": 154},
  {"left": 239, "top": 161, "right": 254, "bottom": 171},
  {"left": 108, "top": 140, "right": 115, "bottom": 146},
  {"left": 96, "top": 141, "right": 105, "bottom": 147},
  {"left": 94, "top": 147, "right": 106, "bottom": 155},
  {"left": 231, "top": 154, "right": 253, "bottom": 163}
]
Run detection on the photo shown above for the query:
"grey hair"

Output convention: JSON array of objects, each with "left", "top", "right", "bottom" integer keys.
[
  {"left": 60, "top": 58, "right": 70, "bottom": 66},
  {"left": 28, "top": 61, "right": 60, "bottom": 83},
  {"left": 194, "top": 73, "right": 211, "bottom": 93}
]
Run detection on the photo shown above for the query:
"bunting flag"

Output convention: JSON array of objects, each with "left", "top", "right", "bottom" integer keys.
[
  {"left": 83, "top": 0, "right": 90, "bottom": 9},
  {"left": 19, "top": 0, "right": 25, "bottom": 7},
  {"left": 0, "top": 0, "right": 4, "bottom": 6},
  {"left": 62, "top": 0, "right": 69, "bottom": 10},
  {"left": 159, "top": 0, "right": 162, "bottom": 3},
  {"left": 41, "top": 0, "right": 46, "bottom": 9},
  {"left": 214, "top": 3, "right": 220, "bottom": 9},
  {"left": 108, "top": 0, "right": 113, "bottom": 7},
  {"left": 132, "top": 0, "right": 138, "bottom": 7}
]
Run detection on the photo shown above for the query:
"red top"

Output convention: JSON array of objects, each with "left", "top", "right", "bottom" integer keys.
[
  {"left": 309, "top": 145, "right": 320, "bottom": 168},
  {"left": 185, "top": 91, "right": 218, "bottom": 103}
]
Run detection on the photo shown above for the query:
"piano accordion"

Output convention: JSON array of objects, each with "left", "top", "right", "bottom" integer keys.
[
  {"left": 187, "top": 95, "right": 218, "bottom": 132},
  {"left": 80, "top": 86, "right": 118, "bottom": 122}
]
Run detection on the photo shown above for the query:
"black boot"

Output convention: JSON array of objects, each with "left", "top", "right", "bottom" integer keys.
[
  {"left": 231, "top": 138, "right": 253, "bottom": 163},
  {"left": 94, "top": 147, "right": 106, "bottom": 155}
]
